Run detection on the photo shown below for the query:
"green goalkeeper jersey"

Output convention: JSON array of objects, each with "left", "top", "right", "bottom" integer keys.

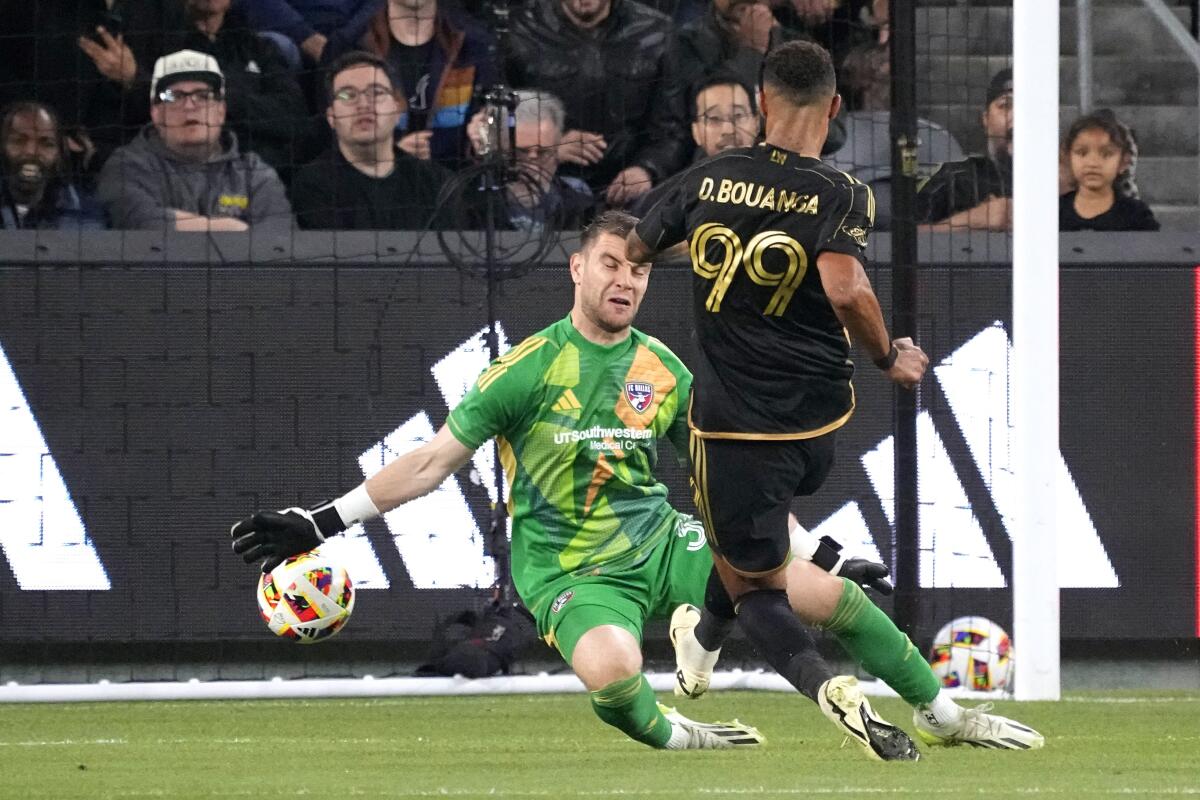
[{"left": 447, "top": 315, "right": 693, "bottom": 606}]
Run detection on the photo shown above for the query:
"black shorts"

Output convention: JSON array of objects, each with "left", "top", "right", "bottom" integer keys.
[{"left": 689, "top": 431, "right": 836, "bottom": 576}]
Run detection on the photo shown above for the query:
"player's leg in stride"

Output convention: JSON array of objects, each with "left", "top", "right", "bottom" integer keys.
[
  {"left": 670, "top": 530, "right": 1043, "bottom": 752},
  {"left": 912, "top": 702, "right": 1045, "bottom": 750},
  {"left": 558, "top": 599, "right": 762, "bottom": 751}
]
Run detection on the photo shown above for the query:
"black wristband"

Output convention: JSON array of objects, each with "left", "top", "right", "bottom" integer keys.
[
  {"left": 810, "top": 535, "right": 844, "bottom": 573},
  {"left": 310, "top": 503, "right": 347, "bottom": 538},
  {"left": 874, "top": 343, "right": 898, "bottom": 370}
]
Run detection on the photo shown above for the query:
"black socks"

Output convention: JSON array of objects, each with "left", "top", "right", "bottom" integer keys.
[{"left": 735, "top": 588, "right": 833, "bottom": 702}]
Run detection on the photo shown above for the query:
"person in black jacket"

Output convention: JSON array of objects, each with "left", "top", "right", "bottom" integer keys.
[
  {"left": 916, "top": 67, "right": 1013, "bottom": 232},
  {"left": 660, "top": 0, "right": 847, "bottom": 165},
  {"left": 631, "top": 72, "right": 759, "bottom": 217},
  {"left": 290, "top": 51, "right": 449, "bottom": 229},
  {"left": 504, "top": 0, "right": 689, "bottom": 208}
]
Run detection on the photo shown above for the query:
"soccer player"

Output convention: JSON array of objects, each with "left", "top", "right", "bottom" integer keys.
[
  {"left": 231, "top": 212, "right": 926, "bottom": 755},
  {"left": 626, "top": 40, "right": 1042, "bottom": 753}
]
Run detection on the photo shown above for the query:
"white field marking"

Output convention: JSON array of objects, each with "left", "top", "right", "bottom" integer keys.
[
  {"left": 105, "top": 789, "right": 1200, "bottom": 798},
  {"left": 1061, "top": 695, "right": 1200, "bottom": 704},
  {"left": 0, "top": 738, "right": 127, "bottom": 746},
  {"left": 147, "top": 737, "right": 389, "bottom": 745}
]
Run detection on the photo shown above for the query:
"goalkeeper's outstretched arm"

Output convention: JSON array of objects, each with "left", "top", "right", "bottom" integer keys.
[
  {"left": 364, "top": 425, "right": 475, "bottom": 512},
  {"left": 230, "top": 425, "right": 475, "bottom": 571}
]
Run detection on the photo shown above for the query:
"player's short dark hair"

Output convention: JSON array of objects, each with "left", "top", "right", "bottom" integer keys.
[
  {"left": 324, "top": 51, "right": 398, "bottom": 105},
  {"left": 691, "top": 72, "right": 758, "bottom": 119},
  {"left": 1065, "top": 108, "right": 1134, "bottom": 157},
  {"left": 581, "top": 210, "right": 638, "bottom": 251},
  {"left": 761, "top": 41, "right": 836, "bottom": 108}
]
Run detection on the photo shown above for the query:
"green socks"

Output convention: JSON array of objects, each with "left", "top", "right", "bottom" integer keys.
[
  {"left": 589, "top": 673, "right": 673, "bottom": 748},
  {"left": 822, "top": 578, "right": 941, "bottom": 706}
]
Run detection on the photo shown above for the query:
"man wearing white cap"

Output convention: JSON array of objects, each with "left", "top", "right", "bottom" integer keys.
[{"left": 97, "top": 49, "right": 292, "bottom": 232}]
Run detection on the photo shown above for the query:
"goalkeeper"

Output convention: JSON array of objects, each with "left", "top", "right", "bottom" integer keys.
[{"left": 231, "top": 211, "right": 1040, "bottom": 755}]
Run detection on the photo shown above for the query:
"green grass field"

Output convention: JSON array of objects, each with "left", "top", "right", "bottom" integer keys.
[{"left": 1, "top": 690, "right": 1197, "bottom": 798}]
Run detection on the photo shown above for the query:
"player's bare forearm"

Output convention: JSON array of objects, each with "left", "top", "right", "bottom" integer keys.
[
  {"left": 364, "top": 424, "right": 474, "bottom": 512},
  {"left": 815, "top": 251, "right": 891, "bottom": 360}
]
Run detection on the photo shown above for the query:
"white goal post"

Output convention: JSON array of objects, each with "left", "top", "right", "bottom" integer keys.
[{"left": 1012, "top": 0, "right": 1062, "bottom": 701}]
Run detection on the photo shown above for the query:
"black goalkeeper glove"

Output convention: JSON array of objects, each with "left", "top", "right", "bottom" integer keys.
[
  {"left": 230, "top": 505, "right": 346, "bottom": 573},
  {"left": 837, "top": 558, "right": 894, "bottom": 595},
  {"left": 810, "top": 534, "right": 894, "bottom": 595}
]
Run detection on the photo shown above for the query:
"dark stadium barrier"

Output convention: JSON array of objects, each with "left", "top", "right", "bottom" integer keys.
[{"left": 0, "top": 231, "right": 1197, "bottom": 649}]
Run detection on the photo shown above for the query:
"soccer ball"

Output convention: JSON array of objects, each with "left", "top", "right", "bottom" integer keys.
[
  {"left": 257, "top": 551, "right": 355, "bottom": 643},
  {"left": 929, "top": 616, "right": 1013, "bottom": 692}
]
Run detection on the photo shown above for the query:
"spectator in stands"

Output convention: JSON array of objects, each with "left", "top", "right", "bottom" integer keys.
[
  {"left": 662, "top": 0, "right": 845, "bottom": 162},
  {"left": 0, "top": 1, "right": 169, "bottom": 174},
  {"left": 768, "top": 0, "right": 875, "bottom": 68},
  {"left": 1060, "top": 109, "right": 1158, "bottom": 232},
  {"left": 97, "top": 50, "right": 292, "bottom": 231},
  {"left": 0, "top": 102, "right": 105, "bottom": 230},
  {"left": 827, "top": 29, "right": 963, "bottom": 229},
  {"left": 289, "top": 51, "right": 450, "bottom": 229},
  {"left": 492, "top": 90, "right": 596, "bottom": 232},
  {"left": 667, "top": 0, "right": 789, "bottom": 93},
  {"left": 346, "top": 0, "right": 497, "bottom": 167},
  {"left": 74, "top": 0, "right": 310, "bottom": 175},
  {"left": 505, "top": 0, "right": 689, "bottom": 207},
  {"left": 916, "top": 67, "right": 1013, "bottom": 232},
  {"left": 240, "top": 0, "right": 385, "bottom": 67},
  {"left": 631, "top": 73, "right": 758, "bottom": 216}
]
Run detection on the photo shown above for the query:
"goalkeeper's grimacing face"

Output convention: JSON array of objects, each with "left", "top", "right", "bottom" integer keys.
[{"left": 571, "top": 232, "right": 651, "bottom": 336}]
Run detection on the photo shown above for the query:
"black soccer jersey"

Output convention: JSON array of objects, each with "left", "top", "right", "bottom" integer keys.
[{"left": 636, "top": 144, "right": 875, "bottom": 438}]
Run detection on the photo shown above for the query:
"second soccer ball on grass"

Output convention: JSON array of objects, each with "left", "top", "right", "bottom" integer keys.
[{"left": 929, "top": 616, "right": 1013, "bottom": 692}]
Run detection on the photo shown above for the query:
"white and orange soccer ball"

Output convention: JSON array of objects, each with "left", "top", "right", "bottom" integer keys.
[
  {"left": 257, "top": 551, "right": 355, "bottom": 643},
  {"left": 929, "top": 616, "right": 1013, "bottom": 692}
]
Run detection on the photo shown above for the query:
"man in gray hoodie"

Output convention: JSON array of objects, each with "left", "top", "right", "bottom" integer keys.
[{"left": 98, "top": 49, "right": 292, "bottom": 232}]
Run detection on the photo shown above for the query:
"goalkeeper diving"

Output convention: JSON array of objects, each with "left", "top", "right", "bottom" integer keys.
[{"left": 230, "top": 212, "right": 1043, "bottom": 756}]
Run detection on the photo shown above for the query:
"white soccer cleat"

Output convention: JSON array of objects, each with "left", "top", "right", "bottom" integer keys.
[
  {"left": 669, "top": 603, "right": 720, "bottom": 699},
  {"left": 913, "top": 703, "right": 1045, "bottom": 750},
  {"left": 659, "top": 703, "right": 765, "bottom": 749},
  {"left": 817, "top": 676, "right": 920, "bottom": 761}
]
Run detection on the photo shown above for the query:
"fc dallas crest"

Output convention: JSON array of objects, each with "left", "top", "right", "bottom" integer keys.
[{"left": 625, "top": 382, "right": 653, "bottom": 413}]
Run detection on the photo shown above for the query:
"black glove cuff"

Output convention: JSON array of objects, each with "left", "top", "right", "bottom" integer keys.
[
  {"left": 811, "top": 535, "right": 844, "bottom": 573},
  {"left": 310, "top": 504, "right": 347, "bottom": 538},
  {"left": 874, "top": 343, "right": 899, "bottom": 370}
]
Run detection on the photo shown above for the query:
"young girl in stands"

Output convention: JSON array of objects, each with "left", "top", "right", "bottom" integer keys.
[{"left": 1060, "top": 109, "right": 1159, "bottom": 231}]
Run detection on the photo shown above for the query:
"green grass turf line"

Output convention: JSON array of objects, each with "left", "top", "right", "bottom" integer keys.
[{"left": 0, "top": 690, "right": 1197, "bottom": 798}]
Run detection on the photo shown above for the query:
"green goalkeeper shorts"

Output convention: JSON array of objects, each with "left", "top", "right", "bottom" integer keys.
[{"left": 530, "top": 513, "right": 713, "bottom": 665}]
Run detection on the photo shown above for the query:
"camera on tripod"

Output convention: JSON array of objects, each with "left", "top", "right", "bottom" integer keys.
[{"left": 473, "top": 85, "right": 519, "bottom": 163}]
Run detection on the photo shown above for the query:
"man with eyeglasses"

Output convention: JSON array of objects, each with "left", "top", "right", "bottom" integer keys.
[
  {"left": 661, "top": 0, "right": 846, "bottom": 164},
  {"left": 97, "top": 49, "right": 292, "bottom": 231},
  {"left": 631, "top": 74, "right": 759, "bottom": 217},
  {"left": 497, "top": 90, "right": 595, "bottom": 233},
  {"left": 289, "top": 51, "right": 451, "bottom": 230},
  {"left": 75, "top": 0, "right": 310, "bottom": 176}
]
